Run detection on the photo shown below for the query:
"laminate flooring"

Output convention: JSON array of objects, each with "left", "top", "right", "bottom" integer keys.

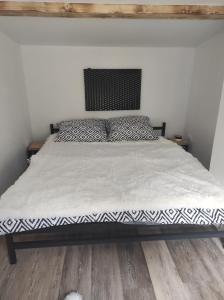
[{"left": 0, "top": 237, "right": 224, "bottom": 300}]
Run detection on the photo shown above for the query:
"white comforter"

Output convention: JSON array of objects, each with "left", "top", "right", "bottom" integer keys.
[{"left": 0, "top": 136, "right": 224, "bottom": 220}]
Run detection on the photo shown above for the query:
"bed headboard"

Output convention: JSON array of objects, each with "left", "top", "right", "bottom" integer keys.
[
  {"left": 50, "top": 122, "right": 166, "bottom": 137},
  {"left": 152, "top": 122, "right": 166, "bottom": 137}
]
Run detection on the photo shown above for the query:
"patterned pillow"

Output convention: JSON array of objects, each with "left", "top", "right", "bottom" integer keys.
[
  {"left": 59, "top": 118, "right": 102, "bottom": 129},
  {"left": 55, "top": 119, "right": 107, "bottom": 142},
  {"left": 107, "top": 116, "right": 158, "bottom": 142}
]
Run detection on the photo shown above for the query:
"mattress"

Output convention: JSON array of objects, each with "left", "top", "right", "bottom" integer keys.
[{"left": 0, "top": 135, "right": 224, "bottom": 235}]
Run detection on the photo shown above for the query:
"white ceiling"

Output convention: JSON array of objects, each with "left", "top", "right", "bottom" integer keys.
[{"left": 0, "top": 17, "right": 224, "bottom": 47}]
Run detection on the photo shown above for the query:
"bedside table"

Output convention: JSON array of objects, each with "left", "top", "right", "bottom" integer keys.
[
  {"left": 27, "top": 142, "right": 44, "bottom": 159},
  {"left": 169, "top": 139, "right": 189, "bottom": 151}
]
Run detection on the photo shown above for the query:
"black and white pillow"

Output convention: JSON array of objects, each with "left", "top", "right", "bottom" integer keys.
[
  {"left": 55, "top": 119, "right": 107, "bottom": 142},
  {"left": 59, "top": 118, "right": 103, "bottom": 129},
  {"left": 107, "top": 115, "right": 158, "bottom": 142}
]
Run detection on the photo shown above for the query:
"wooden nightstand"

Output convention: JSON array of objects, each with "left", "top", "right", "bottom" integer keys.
[
  {"left": 27, "top": 142, "right": 44, "bottom": 158},
  {"left": 169, "top": 139, "right": 189, "bottom": 151}
]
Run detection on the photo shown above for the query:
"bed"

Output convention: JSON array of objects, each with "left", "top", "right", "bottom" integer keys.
[{"left": 1, "top": 122, "right": 224, "bottom": 264}]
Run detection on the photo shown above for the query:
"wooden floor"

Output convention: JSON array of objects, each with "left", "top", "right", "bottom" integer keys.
[{"left": 0, "top": 237, "right": 224, "bottom": 300}]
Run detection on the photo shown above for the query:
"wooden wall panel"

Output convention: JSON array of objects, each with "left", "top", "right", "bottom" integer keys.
[{"left": 0, "top": 2, "right": 224, "bottom": 19}]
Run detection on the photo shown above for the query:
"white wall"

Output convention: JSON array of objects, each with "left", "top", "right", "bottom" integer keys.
[
  {"left": 0, "top": 32, "right": 31, "bottom": 195},
  {"left": 185, "top": 32, "right": 224, "bottom": 169},
  {"left": 210, "top": 80, "right": 224, "bottom": 185},
  {"left": 21, "top": 46, "right": 194, "bottom": 140}
]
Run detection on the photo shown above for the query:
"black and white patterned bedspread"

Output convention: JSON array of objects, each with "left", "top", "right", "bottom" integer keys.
[{"left": 1, "top": 208, "right": 224, "bottom": 235}]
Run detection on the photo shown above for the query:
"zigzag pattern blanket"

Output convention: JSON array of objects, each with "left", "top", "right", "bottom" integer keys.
[{"left": 0, "top": 136, "right": 224, "bottom": 234}]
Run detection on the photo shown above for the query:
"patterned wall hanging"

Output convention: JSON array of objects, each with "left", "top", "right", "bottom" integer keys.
[{"left": 84, "top": 68, "right": 142, "bottom": 111}]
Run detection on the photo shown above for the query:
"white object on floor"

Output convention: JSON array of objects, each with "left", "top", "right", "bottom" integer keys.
[{"left": 64, "top": 291, "right": 83, "bottom": 300}]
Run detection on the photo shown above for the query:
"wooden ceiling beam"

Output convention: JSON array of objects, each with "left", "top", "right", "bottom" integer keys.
[{"left": 0, "top": 2, "right": 224, "bottom": 19}]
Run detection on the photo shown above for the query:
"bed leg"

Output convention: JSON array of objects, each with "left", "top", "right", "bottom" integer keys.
[
  {"left": 5, "top": 234, "right": 17, "bottom": 264},
  {"left": 220, "top": 238, "right": 224, "bottom": 248}
]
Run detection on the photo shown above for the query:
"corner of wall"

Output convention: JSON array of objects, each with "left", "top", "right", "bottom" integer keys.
[
  {"left": 19, "top": 44, "right": 33, "bottom": 141},
  {"left": 184, "top": 31, "right": 224, "bottom": 168},
  {"left": 0, "top": 32, "right": 32, "bottom": 195}
]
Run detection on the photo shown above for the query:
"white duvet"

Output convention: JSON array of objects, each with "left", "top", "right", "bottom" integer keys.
[{"left": 0, "top": 135, "right": 224, "bottom": 220}]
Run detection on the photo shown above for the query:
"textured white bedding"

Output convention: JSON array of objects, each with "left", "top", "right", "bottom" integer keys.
[{"left": 0, "top": 135, "right": 224, "bottom": 220}]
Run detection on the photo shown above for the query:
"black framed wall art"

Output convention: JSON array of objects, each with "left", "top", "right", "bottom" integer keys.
[{"left": 84, "top": 68, "right": 142, "bottom": 111}]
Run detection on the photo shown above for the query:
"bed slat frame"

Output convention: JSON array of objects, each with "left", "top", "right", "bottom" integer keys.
[{"left": 5, "top": 223, "right": 224, "bottom": 265}]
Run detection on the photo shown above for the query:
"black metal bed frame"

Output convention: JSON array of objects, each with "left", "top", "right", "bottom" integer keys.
[
  {"left": 5, "top": 121, "right": 224, "bottom": 264},
  {"left": 49, "top": 122, "right": 167, "bottom": 137}
]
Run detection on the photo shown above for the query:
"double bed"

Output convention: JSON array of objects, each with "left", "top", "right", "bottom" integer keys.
[{"left": 1, "top": 122, "right": 224, "bottom": 264}]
